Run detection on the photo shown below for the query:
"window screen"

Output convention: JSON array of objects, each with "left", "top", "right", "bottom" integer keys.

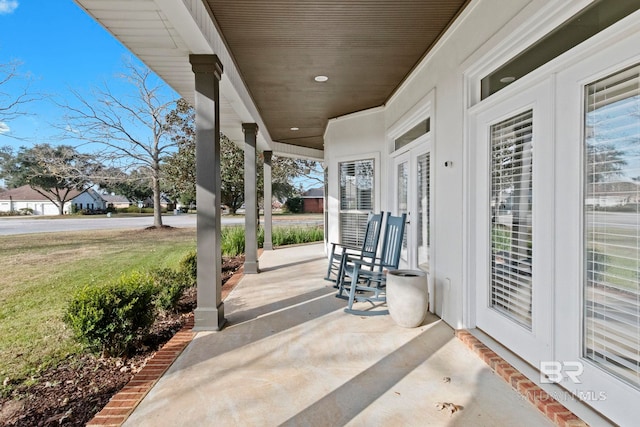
[
  {"left": 584, "top": 63, "right": 640, "bottom": 388},
  {"left": 339, "top": 159, "right": 374, "bottom": 247},
  {"left": 490, "top": 110, "right": 534, "bottom": 328}
]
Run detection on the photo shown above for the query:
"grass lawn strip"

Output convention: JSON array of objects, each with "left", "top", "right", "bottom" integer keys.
[{"left": 0, "top": 228, "right": 196, "bottom": 387}]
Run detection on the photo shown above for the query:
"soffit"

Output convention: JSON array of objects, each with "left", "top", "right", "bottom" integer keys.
[{"left": 74, "top": 0, "right": 469, "bottom": 153}]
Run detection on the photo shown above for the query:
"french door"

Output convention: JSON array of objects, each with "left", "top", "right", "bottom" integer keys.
[
  {"left": 471, "top": 78, "right": 554, "bottom": 365},
  {"left": 393, "top": 145, "right": 432, "bottom": 274},
  {"left": 554, "top": 34, "right": 640, "bottom": 423}
]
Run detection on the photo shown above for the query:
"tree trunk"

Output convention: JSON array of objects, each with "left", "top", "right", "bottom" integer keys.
[
  {"left": 57, "top": 201, "right": 65, "bottom": 216},
  {"left": 152, "top": 176, "right": 163, "bottom": 227}
]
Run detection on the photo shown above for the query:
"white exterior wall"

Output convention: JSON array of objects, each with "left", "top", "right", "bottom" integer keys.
[
  {"left": 72, "top": 191, "right": 106, "bottom": 210},
  {"left": 0, "top": 199, "right": 68, "bottom": 215},
  {"left": 325, "top": 0, "right": 532, "bottom": 327},
  {"left": 325, "top": 107, "right": 386, "bottom": 250},
  {"left": 325, "top": 0, "right": 640, "bottom": 424}
]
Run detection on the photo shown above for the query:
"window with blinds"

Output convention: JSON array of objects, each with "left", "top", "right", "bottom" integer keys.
[
  {"left": 397, "top": 161, "right": 409, "bottom": 262},
  {"left": 490, "top": 110, "right": 534, "bottom": 328},
  {"left": 584, "top": 63, "right": 640, "bottom": 388},
  {"left": 417, "top": 152, "right": 430, "bottom": 271},
  {"left": 339, "top": 159, "right": 374, "bottom": 247}
]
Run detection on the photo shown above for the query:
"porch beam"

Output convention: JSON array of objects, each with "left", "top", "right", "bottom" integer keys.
[
  {"left": 190, "top": 54, "right": 226, "bottom": 331},
  {"left": 263, "top": 150, "right": 273, "bottom": 250},
  {"left": 243, "top": 123, "right": 260, "bottom": 273}
]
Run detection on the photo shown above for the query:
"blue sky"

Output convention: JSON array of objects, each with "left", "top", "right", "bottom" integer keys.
[{"left": 0, "top": 0, "right": 175, "bottom": 150}]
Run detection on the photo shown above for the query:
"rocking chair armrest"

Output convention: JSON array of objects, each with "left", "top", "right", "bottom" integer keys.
[
  {"left": 350, "top": 257, "right": 379, "bottom": 269},
  {"left": 350, "top": 258, "right": 397, "bottom": 273},
  {"left": 329, "top": 242, "right": 362, "bottom": 252}
]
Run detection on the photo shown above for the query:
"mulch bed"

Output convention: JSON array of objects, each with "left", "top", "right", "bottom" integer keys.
[{"left": 0, "top": 255, "right": 244, "bottom": 427}]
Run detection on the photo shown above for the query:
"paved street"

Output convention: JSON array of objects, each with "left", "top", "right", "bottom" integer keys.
[{"left": 0, "top": 214, "right": 323, "bottom": 236}]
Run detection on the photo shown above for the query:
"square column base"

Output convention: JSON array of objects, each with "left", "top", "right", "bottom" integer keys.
[
  {"left": 193, "top": 305, "right": 227, "bottom": 331},
  {"left": 244, "top": 261, "right": 260, "bottom": 274},
  {"left": 263, "top": 243, "right": 273, "bottom": 250}
]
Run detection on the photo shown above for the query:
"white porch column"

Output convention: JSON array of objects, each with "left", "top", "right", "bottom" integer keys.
[
  {"left": 263, "top": 150, "right": 273, "bottom": 250},
  {"left": 243, "top": 123, "right": 259, "bottom": 273},
  {"left": 190, "top": 54, "right": 226, "bottom": 331}
]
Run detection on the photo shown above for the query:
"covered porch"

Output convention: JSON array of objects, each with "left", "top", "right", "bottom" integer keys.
[{"left": 118, "top": 243, "right": 551, "bottom": 426}]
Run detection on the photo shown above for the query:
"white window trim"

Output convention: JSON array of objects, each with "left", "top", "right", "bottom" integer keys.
[
  {"left": 388, "top": 89, "right": 435, "bottom": 156},
  {"left": 464, "top": 0, "right": 595, "bottom": 108},
  {"left": 334, "top": 151, "right": 381, "bottom": 225},
  {"left": 469, "top": 77, "right": 555, "bottom": 366},
  {"left": 387, "top": 89, "right": 436, "bottom": 312},
  {"left": 464, "top": 1, "right": 640, "bottom": 108}
]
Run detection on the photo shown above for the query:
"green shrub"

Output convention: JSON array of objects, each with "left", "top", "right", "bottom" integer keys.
[
  {"left": 63, "top": 272, "right": 157, "bottom": 357},
  {"left": 179, "top": 249, "right": 197, "bottom": 285},
  {"left": 217, "top": 225, "right": 324, "bottom": 257},
  {"left": 221, "top": 226, "right": 246, "bottom": 257},
  {"left": 272, "top": 226, "right": 323, "bottom": 246},
  {"left": 119, "top": 206, "right": 155, "bottom": 214},
  {"left": 284, "top": 197, "right": 304, "bottom": 213},
  {"left": 150, "top": 268, "right": 190, "bottom": 312}
]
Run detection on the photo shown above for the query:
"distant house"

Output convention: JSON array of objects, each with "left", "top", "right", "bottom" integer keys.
[
  {"left": 72, "top": 189, "right": 107, "bottom": 212},
  {"left": 142, "top": 194, "right": 174, "bottom": 210},
  {"left": 102, "top": 194, "right": 131, "bottom": 210},
  {"left": 301, "top": 187, "right": 324, "bottom": 213},
  {"left": 585, "top": 181, "right": 640, "bottom": 207},
  {"left": 0, "top": 185, "right": 80, "bottom": 215},
  {"left": 0, "top": 186, "right": 120, "bottom": 215}
]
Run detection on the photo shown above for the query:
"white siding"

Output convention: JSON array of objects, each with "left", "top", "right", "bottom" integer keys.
[
  {"left": 0, "top": 200, "right": 66, "bottom": 215},
  {"left": 326, "top": 0, "right": 533, "bottom": 326},
  {"left": 324, "top": 1, "right": 640, "bottom": 424},
  {"left": 325, "top": 108, "right": 385, "bottom": 253}
]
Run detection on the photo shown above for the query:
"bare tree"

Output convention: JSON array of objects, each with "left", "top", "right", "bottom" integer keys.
[
  {"left": 59, "top": 59, "right": 177, "bottom": 227},
  {"left": 0, "top": 60, "right": 41, "bottom": 138}
]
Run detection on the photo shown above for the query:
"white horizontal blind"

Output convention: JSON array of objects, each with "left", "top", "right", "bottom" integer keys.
[
  {"left": 584, "top": 63, "right": 640, "bottom": 388},
  {"left": 417, "top": 152, "right": 430, "bottom": 271},
  {"left": 490, "top": 110, "right": 534, "bottom": 329},
  {"left": 339, "top": 159, "right": 374, "bottom": 247},
  {"left": 397, "top": 161, "right": 409, "bottom": 263}
]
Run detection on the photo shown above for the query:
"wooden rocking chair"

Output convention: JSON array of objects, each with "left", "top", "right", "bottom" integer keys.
[
  {"left": 324, "top": 211, "right": 384, "bottom": 286},
  {"left": 342, "top": 213, "right": 407, "bottom": 315}
]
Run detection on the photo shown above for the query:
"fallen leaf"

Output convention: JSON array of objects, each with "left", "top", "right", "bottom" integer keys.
[{"left": 435, "top": 402, "right": 460, "bottom": 416}]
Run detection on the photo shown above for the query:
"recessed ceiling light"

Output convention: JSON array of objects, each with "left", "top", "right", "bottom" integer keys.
[
  {"left": 314, "top": 75, "right": 329, "bottom": 82},
  {"left": 290, "top": 127, "right": 299, "bottom": 131},
  {"left": 499, "top": 76, "right": 516, "bottom": 83}
]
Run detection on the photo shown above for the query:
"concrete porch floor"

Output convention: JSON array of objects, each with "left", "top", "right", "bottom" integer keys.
[{"left": 123, "top": 243, "right": 552, "bottom": 426}]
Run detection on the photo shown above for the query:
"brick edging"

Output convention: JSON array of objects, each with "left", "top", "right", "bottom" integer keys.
[
  {"left": 87, "top": 250, "right": 259, "bottom": 426},
  {"left": 455, "top": 330, "right": 589, "bottom": 427},
  {"left": 86, "top": 316, "right": 196, "bottom": 426}
]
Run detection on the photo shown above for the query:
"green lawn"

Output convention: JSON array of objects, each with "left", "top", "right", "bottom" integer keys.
[{"left": 0, "top": 228, "right": 196, "bottom": 387}]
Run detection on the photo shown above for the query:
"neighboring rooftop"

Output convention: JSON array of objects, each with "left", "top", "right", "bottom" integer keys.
[
  {"left": 0, "top": 185, "right": 81, "bottom": 201},
  {"left": 302, "top": 187, "right": 324, "bottom": 198}
]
